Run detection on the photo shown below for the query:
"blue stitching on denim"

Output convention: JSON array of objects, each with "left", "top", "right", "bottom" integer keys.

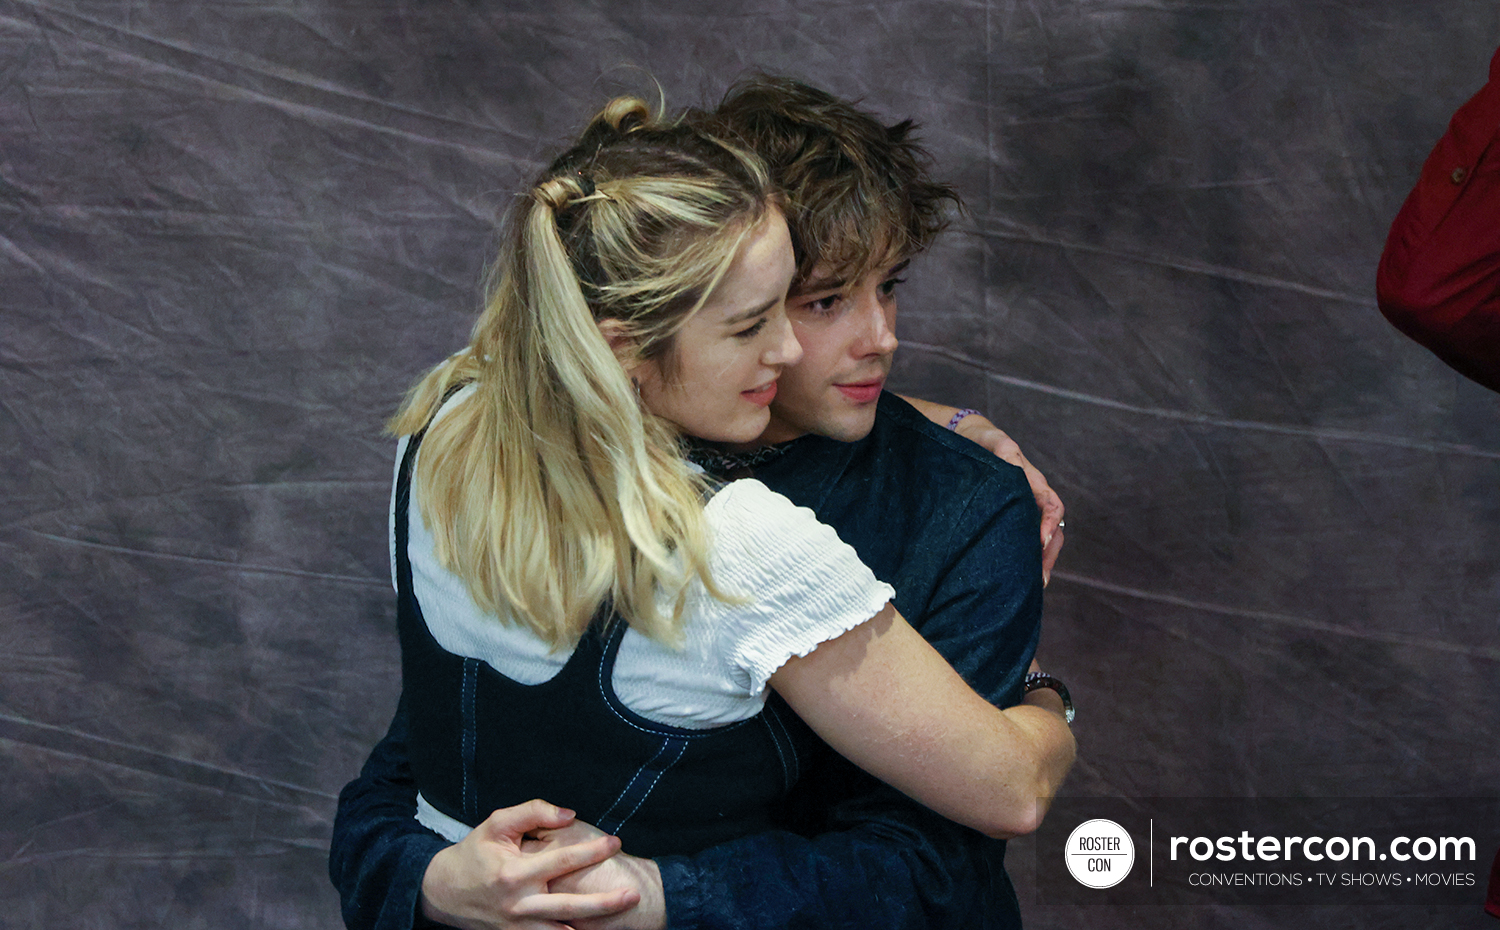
[
  {"left": 609, "top": 738, "right": 688, "bottom": 831},
  {"left": 596, "top": 736, "right": 688, "bottom": 834},
  {"left": 461, "top": 657, "right": 478, "bottom": 823}
]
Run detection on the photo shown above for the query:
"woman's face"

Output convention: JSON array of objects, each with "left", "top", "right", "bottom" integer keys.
[{"left": 632, "top": 208, "right": 801, "bottom": 445}]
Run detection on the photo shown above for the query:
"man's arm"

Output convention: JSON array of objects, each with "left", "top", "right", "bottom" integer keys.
[
  {"left": 547, "top": 803, "right": 997, "bottom": 930},
  {"left": 898, "top": 394, "right": 1065, "bottom": 581},
  {"left": 1376, "top": 44, "right": 1500, "bottom": 393},
  {"left": 330, "top": 702, "right": 451, "bottom": 930},
  {"left": 329, "top": 702, "right": 633, "bottom": 930}
]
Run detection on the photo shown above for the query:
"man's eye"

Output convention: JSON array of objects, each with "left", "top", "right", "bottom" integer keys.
[
  {"left": 733, "top": 319, "right": 768, "bottom": 339},
  {"left": 879, "top": 277, "right": 907, "bottom": 297},
  {"left": 804, "top": 295, "right": 840, "bottom": 314}
]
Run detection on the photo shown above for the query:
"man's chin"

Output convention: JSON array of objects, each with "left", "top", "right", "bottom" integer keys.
[
  {"left": 763, "top": 392, "right": 880, "bottom": 445},
  {"left": 818, "top": 412, "right": 878, "bottom": 443},
  {"left": 802, "top": 398, "right": 879, "bottom": 443}
]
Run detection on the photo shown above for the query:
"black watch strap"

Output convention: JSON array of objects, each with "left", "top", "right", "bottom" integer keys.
[{"left": 1023, "top": 671, "right": 1075, "bottom": 724}]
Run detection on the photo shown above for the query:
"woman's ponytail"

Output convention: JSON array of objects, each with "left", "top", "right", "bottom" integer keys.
[{"left": 391, "top": 94, "right": 773, "bottom": 647}]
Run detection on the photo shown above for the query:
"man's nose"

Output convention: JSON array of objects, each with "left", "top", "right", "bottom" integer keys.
[{"left": 854, "top": 291, "right": 899, "bottom": 357}]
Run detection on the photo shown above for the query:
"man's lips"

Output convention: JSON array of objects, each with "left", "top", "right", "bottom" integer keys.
[
  {"left": 834, "top": 379, "right": 884, "bottom": 404},
  {"left": 742, "top": 381, "right": 777, "bottom": 407}
]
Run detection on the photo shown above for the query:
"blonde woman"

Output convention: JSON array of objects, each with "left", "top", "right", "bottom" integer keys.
[{"left": 386, "top": 98, "right": 1074, "bottom": 928}]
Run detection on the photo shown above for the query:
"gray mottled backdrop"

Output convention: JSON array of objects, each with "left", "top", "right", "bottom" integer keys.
[{"left": 2, "top": 1, "right": 1496, "bottom": 927}]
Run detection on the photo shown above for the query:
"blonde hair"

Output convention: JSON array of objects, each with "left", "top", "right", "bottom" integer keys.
[{"left": 391, "top": 97, "right": 774, "bottom": 648}]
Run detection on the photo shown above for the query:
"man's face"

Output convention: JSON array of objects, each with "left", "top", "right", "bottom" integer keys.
[{"left": 758, "top": 258, "right": 908, "bottom": 444}]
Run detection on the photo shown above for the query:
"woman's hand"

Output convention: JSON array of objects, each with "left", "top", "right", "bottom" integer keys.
[
  {"left": 420, "top": 799, "right": 640, "bottom": 930},
  {"left": 898, "top": 396, "right": 1065, "bottom": 584},
  {"left": 950, "top": 414, "right": 1065, "bottom": 582}
]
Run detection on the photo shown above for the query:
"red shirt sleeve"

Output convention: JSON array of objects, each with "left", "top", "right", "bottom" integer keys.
[
  {"left": 1376, "top": 46, "right": 1500, "bottom": 392},
  {"left": 1487, "top": 843, "right": 1500, "bottom": 920}
]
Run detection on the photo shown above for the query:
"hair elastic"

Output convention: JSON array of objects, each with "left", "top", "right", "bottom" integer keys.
[{"left": 947, "top": 408, "right": 981, "bottom": 431}]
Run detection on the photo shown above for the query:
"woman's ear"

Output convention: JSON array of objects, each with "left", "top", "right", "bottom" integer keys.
[
  {"left": 597, "top": 318, "right": 644, "bottom": 381},
  {"left": 597, "top": 318, "right": 631, "bottom": 354}
]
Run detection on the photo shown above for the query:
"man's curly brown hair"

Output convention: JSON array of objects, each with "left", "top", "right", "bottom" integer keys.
[{"left": 692, "top": 76, "right": 961, "bottom": 290}]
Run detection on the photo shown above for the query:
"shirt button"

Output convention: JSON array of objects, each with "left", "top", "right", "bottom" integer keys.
[{"left": 1451, "top": 167, "right": 1468, "bottom": 184}]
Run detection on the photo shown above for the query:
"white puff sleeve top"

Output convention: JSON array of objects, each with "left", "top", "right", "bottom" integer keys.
[{"left": 395, "top": 430, "right": 894, "bottom": 731}]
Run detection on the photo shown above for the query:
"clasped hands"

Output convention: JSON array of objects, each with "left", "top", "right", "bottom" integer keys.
[{"left": 420, "top": 799, "right": 664, "bottom": 930}]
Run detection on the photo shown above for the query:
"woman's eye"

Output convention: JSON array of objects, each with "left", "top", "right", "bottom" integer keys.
[
  {"left": 733, "top": 318, "right": 768, "bottom": 339},
  {"left": 879, "top": 277, "right": 907, "bottom": 297},
  {"left": 804, "top": 294, "right": 840, "bottom": 314}
]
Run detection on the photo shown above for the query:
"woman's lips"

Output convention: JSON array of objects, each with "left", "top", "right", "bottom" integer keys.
[
  {"left": 835, "top": 380, "right": 884, "bottom": 404},
  {"left": 742, "top": 382, "right": 778, "bottom": 407}
]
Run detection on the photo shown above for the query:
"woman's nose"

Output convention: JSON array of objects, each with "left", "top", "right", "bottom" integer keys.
[{"left": 765, "top": 311, "right": 803, "bottom": 367}]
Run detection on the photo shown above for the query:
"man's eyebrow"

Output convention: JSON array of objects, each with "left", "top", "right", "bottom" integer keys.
[
  {"left": 723, "top": 296, "right": 779, "bottom": 325},
  {"left": 795, "top": 259, "right": 912, "bottom": 296},
  {"left": 793, "top": 276, "right": 847, "bottom": 296}
]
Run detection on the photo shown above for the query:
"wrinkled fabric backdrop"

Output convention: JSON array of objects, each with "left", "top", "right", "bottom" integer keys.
[{"left": 2, "top": 1, "right": 1497, "bottom": 928}]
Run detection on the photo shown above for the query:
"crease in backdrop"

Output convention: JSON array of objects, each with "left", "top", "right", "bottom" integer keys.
[{"left": 1, "top": 2, "right": 1496, "bottom": 927}]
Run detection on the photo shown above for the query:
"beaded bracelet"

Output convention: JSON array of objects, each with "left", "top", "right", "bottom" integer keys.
[{"left": 946, "top": 408, "right": 982, "bottom": 431}]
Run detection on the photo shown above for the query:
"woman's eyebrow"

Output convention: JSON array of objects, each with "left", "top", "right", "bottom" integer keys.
[{"left": 723, "top": 296, "right": 779, "bottom": 325}]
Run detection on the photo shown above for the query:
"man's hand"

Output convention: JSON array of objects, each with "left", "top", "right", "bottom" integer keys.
[
  {"left": 900, "top": 396, "right": 1066, "bottom": 583},
  {"left": 526, "top": 821, "right": 667, "bottom": 930},
  {"left": 420, "top": 800, "right": 640, "bottom": 930}
]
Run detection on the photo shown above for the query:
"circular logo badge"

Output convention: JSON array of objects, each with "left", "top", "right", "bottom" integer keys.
[{"left": 1065, "top": 819, "right": 1135, "bottom": 889}]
